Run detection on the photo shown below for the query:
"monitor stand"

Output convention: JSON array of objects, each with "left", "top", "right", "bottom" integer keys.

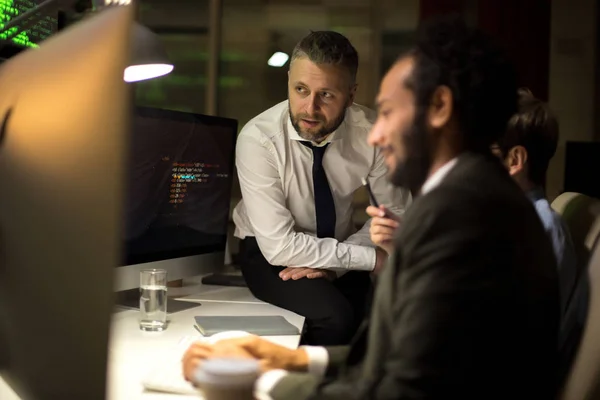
[{"left": 114, "top": 288, "right": 201, "bottom": 314}]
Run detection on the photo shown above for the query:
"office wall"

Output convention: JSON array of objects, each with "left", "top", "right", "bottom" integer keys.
[
  {"left": 135, "top": 0, "right": 210, "bottom": 114},
  {"left": 477, "top": 0, "right": 551, "bottom": 101},
  {"left": 547, "top": 0, "right": 598, "bottom": 200}
]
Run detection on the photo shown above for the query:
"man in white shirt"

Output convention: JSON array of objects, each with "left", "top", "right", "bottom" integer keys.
[
  {"left": 184, "top": 15, "right": 560, "bottom": 400},
  {"left": 232, "top": 31, "right": 410, "bottom": 345}
]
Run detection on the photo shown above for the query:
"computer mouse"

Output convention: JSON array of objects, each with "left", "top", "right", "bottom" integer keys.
[{"left": 206, "top": 330, "right": 251, "bottom": 344}]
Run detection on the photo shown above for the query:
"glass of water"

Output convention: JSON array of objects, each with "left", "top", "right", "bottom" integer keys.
[{"left": 139, "top": 269, "right": 167, "bottom": 331}]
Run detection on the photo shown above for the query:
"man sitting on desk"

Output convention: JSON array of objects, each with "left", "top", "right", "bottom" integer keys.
[
  {"left": 232, "top": 31, "right": 410, "bottom": 346},
  {"left": 184, "top": 16, "right": 560, "bottom": 400}
]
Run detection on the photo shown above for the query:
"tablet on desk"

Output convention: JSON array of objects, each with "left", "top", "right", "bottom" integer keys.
[{"left": 193, "top": 315, "right": 300, "bottom": 336}]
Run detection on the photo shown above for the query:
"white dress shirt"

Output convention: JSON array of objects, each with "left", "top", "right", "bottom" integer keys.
[
  {"left": 232, "top": 100, "right": 411, "bottom": 272},
  {"left": 420, "top": 157, "right": 459, "bottom": 195},
  {"left": 254, "top": 156, "right": 459, "bottom": 399}
]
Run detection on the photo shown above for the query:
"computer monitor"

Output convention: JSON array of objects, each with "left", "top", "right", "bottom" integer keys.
[
  {"left": 0, "top": 6, "right": 131, "bottom": 400},
  {"left": 114, "top": 106, "right": 238, "bottom": 295},
  {"left": 0, "top": 0, "right": 58, "bottom": 60},
  {"left": 565, "top": 141, "right": 600, "bottom": 199}
]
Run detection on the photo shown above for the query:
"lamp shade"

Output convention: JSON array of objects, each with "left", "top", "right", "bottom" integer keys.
[{"left": 124, "top": 22, "right": 173, "bottom": 83}]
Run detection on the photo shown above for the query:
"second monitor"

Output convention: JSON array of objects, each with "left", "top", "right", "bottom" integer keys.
[{"left": 115, "top": 106, "right": 238, "bottom": 298}]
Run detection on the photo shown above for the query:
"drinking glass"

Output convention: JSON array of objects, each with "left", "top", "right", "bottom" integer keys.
[{"left": 139, "top": 269, "right": 167, "bottom": 331}]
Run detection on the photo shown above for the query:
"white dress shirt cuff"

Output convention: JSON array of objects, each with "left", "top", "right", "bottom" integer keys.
[
  {"left": 350, "top": 246, "right": 377, "bottom": 271},
  {"left": 255, "top": 369, "right": 288, "bottom": 400},
  {"left": 299, "top": 345, "right": 329, "bottom": 377}
]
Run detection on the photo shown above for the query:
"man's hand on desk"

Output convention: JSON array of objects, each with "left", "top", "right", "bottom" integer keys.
[
  {"left": 279, "top": 267, "right": 336, "bottom": 281},
  {"left": 182, "top": 335, "right": 309, "bottom": 381},
  {"left": 182, "top": 339, "right": 255, "bottom": 382}
]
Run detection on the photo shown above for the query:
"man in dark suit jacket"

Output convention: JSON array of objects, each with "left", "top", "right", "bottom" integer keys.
[{"left": 182, "top": 15, "right": 560, "bottom": 400}]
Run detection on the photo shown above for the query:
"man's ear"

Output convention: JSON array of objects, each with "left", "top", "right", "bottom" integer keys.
[
  {"left": 507, "top": 145, "right": 528, "bottom": 175},
  {"left": 428, "top": 85, "right": 453, "bottom": 129},
  {"left": 346, "top": 83, "right": 358, "bottom": 108}
]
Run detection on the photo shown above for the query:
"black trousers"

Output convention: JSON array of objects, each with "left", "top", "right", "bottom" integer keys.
[{"left": 239, "top": 237, "right": 372, "bottom": 346}]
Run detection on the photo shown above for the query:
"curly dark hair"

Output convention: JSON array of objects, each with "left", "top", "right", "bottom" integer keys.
[{"left": 405, "top": 14, "right": 518, "bottom": 152}]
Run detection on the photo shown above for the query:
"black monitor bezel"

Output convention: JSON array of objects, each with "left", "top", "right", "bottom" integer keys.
[
  {"left": 123, "top": 105, "right": 238, "bottom": 266},
  {"left": 564, "top": 141, "right": 600, "bottom": 199}
]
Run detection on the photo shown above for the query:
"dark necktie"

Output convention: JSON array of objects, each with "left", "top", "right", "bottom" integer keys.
[{"left": 301, "top": 142, "right": 336, "bottom": 238}]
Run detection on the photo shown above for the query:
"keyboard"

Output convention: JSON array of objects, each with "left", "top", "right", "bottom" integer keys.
[
  {"left": 141, "top": 335, "right": 204, "bottom": 395},
  {"left": 141, "top": 331, "right": 251, "bottom": 395}
]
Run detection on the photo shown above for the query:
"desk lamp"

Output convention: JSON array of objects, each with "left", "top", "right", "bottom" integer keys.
[{"left": 0, "top": 0, "right": 174, "bottom": 82}]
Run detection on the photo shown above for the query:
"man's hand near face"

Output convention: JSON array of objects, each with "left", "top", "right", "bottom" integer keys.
[
  {"left": 182, "top": 336, "right": 310, "bottom": 382},
  {"left": 366, "top": 205, "right": 400, "bottom": 256}
]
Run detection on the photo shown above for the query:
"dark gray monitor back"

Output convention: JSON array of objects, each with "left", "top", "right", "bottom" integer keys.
[{"left": 0, "top": 6, "right": 131, "bottom": 399}]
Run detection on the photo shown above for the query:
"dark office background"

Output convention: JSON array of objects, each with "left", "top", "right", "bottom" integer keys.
[{"left": 51, "top": 0, "right": 600, "bottom": 203}]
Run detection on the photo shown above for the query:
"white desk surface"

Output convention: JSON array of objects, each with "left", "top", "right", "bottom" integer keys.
[{"left": 0, "top": 280, "right": 305, "bottom": 400}]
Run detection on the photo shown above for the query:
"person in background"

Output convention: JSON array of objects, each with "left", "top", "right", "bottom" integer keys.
[
  {"left": 491, "top": 88, "right": 580, "bottom": 381},
  {"left": 183, "top": 15, "right": 560, "bottom": 400},
  {"left": 492, "top": 88, "right": 577, "bottom": 310},
  {"left": 231, "top": 30, "right": 411, "bottom": 346}
]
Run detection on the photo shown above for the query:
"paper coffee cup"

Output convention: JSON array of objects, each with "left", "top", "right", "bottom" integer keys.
[{"left": 194, "top": 358, "right": 259, "bottom": 400}]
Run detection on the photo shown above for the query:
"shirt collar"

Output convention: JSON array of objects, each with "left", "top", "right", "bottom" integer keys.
[
  {"left": 420, "top": 157, "right": 459, "bottom": 195},
  {"left": 526, "top": 187, "right": 546, "bottom": 202},
  {"left": 285, "top": 105, "right": 346, "bottom": 147}
]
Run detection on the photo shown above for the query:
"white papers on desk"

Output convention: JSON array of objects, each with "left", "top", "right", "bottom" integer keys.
[
  {"left": 175, "top": 286, "right": 265, "bottom": 305},
  {"left": 141, "top": 335, "right": 203, "bottom": 396}
]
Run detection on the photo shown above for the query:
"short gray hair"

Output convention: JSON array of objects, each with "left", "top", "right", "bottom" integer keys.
[{"left": 291, "top": 31, "right": 359, "bottom": 84}]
